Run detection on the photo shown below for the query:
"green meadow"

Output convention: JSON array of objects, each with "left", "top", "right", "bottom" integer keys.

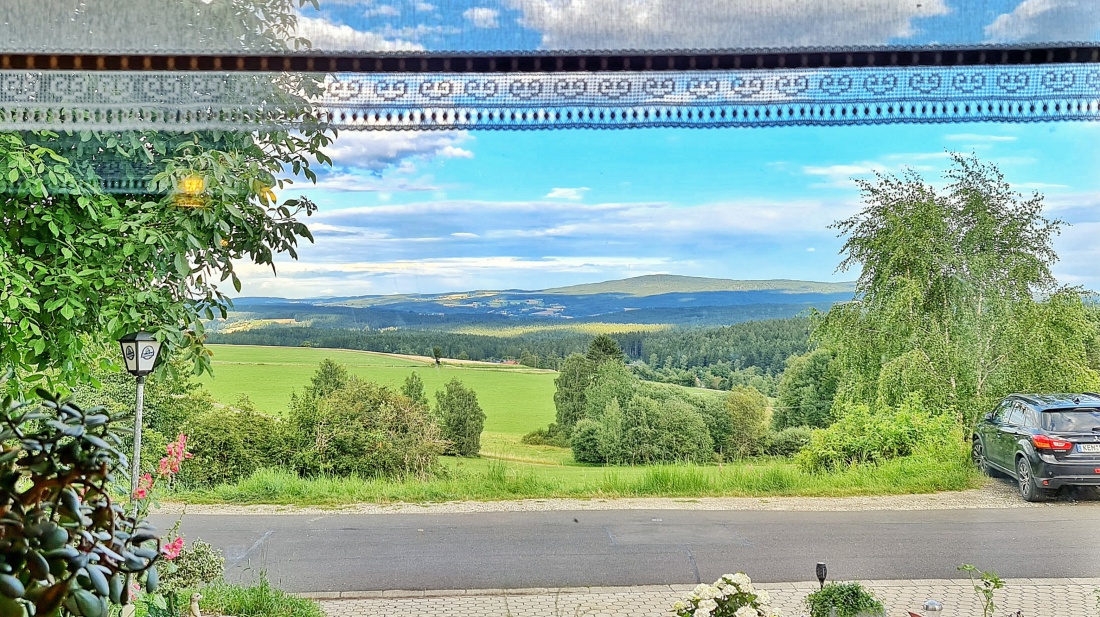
[
  {"left": 184, "top": 344, "right": 978, "bottom": 505},
  {"left": 198, "top": 344, "right": 560, "bottom": 463}
]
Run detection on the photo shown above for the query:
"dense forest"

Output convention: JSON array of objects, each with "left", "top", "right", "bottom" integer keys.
[{"left": 208, "top": 316, "right": 813, "bottom": 387}]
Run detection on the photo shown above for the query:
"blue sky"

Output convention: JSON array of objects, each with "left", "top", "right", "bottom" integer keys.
[
  {"left": 238, "top": 121, "right": 1100, "bottom": 297},
  {"left": 233, "top": 1, "right": 1100, "bottom": 298}
]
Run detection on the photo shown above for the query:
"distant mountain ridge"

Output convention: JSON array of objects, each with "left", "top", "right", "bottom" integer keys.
[
  {"left": 542, "top": 274, "right": 855, "bottom": 297},
  {"left": 225, "top": 275, "right": 855, "bottom": 329}
]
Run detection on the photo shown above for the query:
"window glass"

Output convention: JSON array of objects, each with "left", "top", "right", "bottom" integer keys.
[
  {"left": 1004, "top": 405, "right": 1025, "bottom": 426},
  {"left": 1042, "top": 409, "right": 1100, "bottom": 432}
]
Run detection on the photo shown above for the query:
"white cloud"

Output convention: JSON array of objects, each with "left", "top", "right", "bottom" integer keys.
[
  {"left": 985, "top": 0, "right": 1100, "bottom": 43},
  {"left": 806, "top": 247, "right": 817, "bottom": 252},
  {"left": 945, "top": 134, "right": 1018, "bottom": 142},
  {"left": 451, "top": 232, "right": 480, "bottom": 238},
  {"left": 463, "top": 7, "right": 501, "bottom": 28},
  {"left": 414, "top": 2, "right": 436, "bottom": 11},
  {"left": 507, "top": 0, "right": 949, "bottom": 50},
  {"left": 364, "top": 4, "right": 400, "bottom": 17},
  {"left": 545, "top": 187, "right": 590, "bottom": 200},
  {"left": 322, "top": 131, "right": 474, "bottom": 171},
  {"left": 295, "top": 15, "right": 423, "bottom": 51}
]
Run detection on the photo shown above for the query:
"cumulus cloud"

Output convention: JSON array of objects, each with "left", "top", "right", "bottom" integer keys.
[
  {"left": 463, "top": 7, "right": 501, "bottom": 28},
  {"left": 414, "top": 2, "right": 436, "bottom": 11},
  {"left": 321, "top": 131, "right": 474, "bottom": 172},
  {"left": 506, "top": 0, "right": 949, "bottom": 50},
  {"left": 295, "top": 14, "right": 423, "bottom": 51},
  {"left": 985, "top": 0, "right": 1100, "bottom": 43},
  {"left": 545, "top": 187, "right": 590, "bottom": 200},
  {"left": 364, "top": 4, "right": 401, "bottom": 17}
]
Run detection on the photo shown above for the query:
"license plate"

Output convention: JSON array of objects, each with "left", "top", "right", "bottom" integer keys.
[{"left": 1079, "top": 443, "right": 1100, "bottom": 453}]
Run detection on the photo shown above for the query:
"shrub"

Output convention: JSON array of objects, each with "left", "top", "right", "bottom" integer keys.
[
  {"left": 435, "top": 378, "right": 486, "bottom": 456},
  {"left": 763, "top": 426, "right": 813, "bottom": 457},
  {"left": 520, "top": 423, "right": 570, "bottom": 448},
  {"left": 199, "top": 575, "right": 325, "bottom": 617},
  {"left": 570, "top": 418, "right": 604, "bottom": 463},
  {"left": 0, "top": 392, "right": 161, "bottom": 617},
  {"left": 725, "top": 386, "right": 769, "bottom": 458},
  {"left": 774, "top": 348, "right": 838, "bottom": 430},
  {"left": 647, "top": 398, "right": 714, "bottom": 463},
  {"left": 796, "top": 394, "right": 962, "bottom": 472},
  {"left": 671, "top": 573, "right": 777, "bottom": 617},
  {"left": 159, "top": 539, "right": 225, "bottom": 594},
  {"left": 179, "top": 408, "right": 290, "bottom": 487},
  {"left": 804, "top": 582, "right": 884, "bottom": 617},
  {"left": 288, "top": 377, "right": 444, "bottom": 479}
]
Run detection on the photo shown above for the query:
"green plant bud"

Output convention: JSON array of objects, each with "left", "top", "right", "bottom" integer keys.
[{"left": 0, "top": 575, "right": 26, "bottom": 599}]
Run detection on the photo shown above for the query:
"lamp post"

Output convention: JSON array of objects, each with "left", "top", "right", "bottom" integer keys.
[{"left": 118, "top": 332, "right": 162, "bottom": 498}]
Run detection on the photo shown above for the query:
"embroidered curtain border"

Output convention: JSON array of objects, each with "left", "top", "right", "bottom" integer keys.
[{"left": 2, "top": 65, "right": 1099, "bottom": 131}]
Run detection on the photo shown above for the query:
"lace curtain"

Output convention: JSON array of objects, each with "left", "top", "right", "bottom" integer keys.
[{"left": 1, "top": 0, "right": 1099, "bottom": 130}]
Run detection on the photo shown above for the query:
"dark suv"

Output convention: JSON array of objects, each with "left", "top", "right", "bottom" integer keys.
[{"left": 972, "top": 394, "right": 1100, "bottom": 501}]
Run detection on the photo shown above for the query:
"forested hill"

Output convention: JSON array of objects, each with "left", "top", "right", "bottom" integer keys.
[{"left": 228, "top": 275, "right": 855, "bottom": 328}]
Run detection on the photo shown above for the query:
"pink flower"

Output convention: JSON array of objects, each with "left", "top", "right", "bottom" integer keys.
[
  {"left": 133, "top": 473, "right": 154, "bottom": 500},
  {"left": 161, "top": 537, "right": 185, "bottom": 560},
  {"left": 158, "top": 434, "right": 193, "bottom": 477}
]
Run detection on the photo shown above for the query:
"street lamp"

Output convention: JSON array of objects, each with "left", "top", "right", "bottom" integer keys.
[{"left": 118, "top": 332, "right": 162, "bottom": 498}]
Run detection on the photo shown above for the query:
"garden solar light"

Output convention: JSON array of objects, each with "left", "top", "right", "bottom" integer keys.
[
  {"left": 118, "top": 331, "right": 163, "bottom": 499},
  {"left": 175, "top": 173, "right": 206, "bottom": 208},
  {"left": 923, "top": 599, "right": 943, "bottom": 613},
  {"left": 816, "top": 562, "right": 827, "bottom": 589}
]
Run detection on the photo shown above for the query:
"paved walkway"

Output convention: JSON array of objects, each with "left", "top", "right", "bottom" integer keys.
[{"left": 308, "top": 578, "right": 1100, "bottom": 617}]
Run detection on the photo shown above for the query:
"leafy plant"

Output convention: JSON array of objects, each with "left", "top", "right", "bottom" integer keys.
[
  {"left": 671, "top": 573, "right": 777, "bottom": 617},
  {"left": 804, "top": 582, "right": 884, "bottom": 617},
  {"left": 158, "top": 540, "right": 224, "bottom": 595},
  {"left": 435, "top": 378, "right": 486, "bottom": 457},
  {"left": 199, "top": 574, "right": 325, "bottom": 617},
  {"left": 958, "top": 564, "right": 1004, "bottom": 617},
  {"left": 0, "top": 391, "right": 161, "bottom": 617}
]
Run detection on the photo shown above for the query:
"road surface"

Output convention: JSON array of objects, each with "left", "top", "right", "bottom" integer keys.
[{"left": 162, "top": 503, "right": 1100, "bottom": 593}]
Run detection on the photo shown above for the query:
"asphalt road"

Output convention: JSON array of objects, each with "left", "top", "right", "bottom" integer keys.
[{"left": 160, "top": 503, "right": 1100, "bottom": 593}]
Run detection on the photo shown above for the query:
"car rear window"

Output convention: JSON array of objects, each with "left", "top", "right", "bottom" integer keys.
[{"left": 1042, "top": 408, "right": 1100, "bottom": 432}]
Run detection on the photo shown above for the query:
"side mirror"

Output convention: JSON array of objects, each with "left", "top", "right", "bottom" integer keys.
[{"left": 984, "top": 412, "right": 995, "bottom": 422}]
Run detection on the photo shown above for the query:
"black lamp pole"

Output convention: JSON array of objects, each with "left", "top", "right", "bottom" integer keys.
[{"left": 118, "top": 332, "right": 163, "bottom": 498}]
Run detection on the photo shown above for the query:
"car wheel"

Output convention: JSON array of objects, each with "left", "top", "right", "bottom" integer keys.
[
  {"left": 971, "top": 438, "right": 991, "bottom": 476},
  {"left": 1016, "top": 456, "right": 1048, "bottom": 502}
]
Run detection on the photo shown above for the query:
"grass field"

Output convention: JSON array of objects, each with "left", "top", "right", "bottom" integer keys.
[
  {"left": 449, "top": 323, "right": 671, "bottom": 337},
  {"left": 198, "top": 344, "right": 560, "bottom": 461}
]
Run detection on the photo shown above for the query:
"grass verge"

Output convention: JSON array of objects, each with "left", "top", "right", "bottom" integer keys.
[
  {"left": 198, "top": 576, "right": 325, "bottom": 617},
  {"left": 172, "top": 453, "right": 980, "bottom": 506}
]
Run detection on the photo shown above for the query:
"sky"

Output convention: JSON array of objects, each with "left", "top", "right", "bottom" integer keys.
[{"left": 233, "top": 0, "right": 1100, "bottom": 298}]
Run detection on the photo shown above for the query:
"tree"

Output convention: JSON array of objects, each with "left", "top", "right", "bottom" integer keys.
[
  {"left": 586, "top": 334, "right": 626, "bottom": 364},
  {"left": 431, "top": 346, "right": 443, "bottom": 365},
  {"left": 773, "top": 348, "right": 837, "bottom": 429},
  {"left": 819, "top": 154, "right": 1098, "bottom": 421},
  {"left": 308, "top": 359, "right": 349, "bottom": 399},
  {"left": 725, "top": 386, "right": 768, "bottom": 457},
  {"left": 0, "top": 1, "right": 333, "bottom": 395},
  {"left": 435, "top": 378, "right": 486, "bottom": 456},
  {"left": 553, "top": 354, "right": 594, "bottom": 433},
  {"left": 402, "top": 371, "right": 429, "bottom": 408}
]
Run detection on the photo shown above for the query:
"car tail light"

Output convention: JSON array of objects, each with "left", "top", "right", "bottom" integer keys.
[{"left": 1032, "top": 434, "right": 1074, "bottom": 452}]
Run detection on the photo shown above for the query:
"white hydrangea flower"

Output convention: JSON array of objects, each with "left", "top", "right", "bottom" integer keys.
[
  {"left": 734, "top": 606, "right": 758, "bottom": 617},
  {"left": 756, "top": 589, "right": 771, "bottom": 605},
  {"left": 693, "top": 607, "right": 710, "bottom": 617},
  {"left": 731, "top": 573, "right": 751, "bottom": 587},
  {"left": 692, "top": 583, "right": 710, "bottom": 598},
  {"left": 673, "top": 600, "right": 688, "bottom": 611}
]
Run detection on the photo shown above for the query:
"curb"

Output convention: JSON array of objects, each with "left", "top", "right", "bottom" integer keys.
[{"left": 298, "top": 578, "right": 1100, "bottom": 601}]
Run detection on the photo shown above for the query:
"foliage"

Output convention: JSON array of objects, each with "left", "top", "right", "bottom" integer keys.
[
  {"left": 585, "top": 334, "right": 626, "bottom": 364},
  {"left": 198, "top": 574, "right": 326, "bottom": 617},
  {"left": 762, "top": 426, "right": 813, "bottom": 458},
  {"left": 306, "top": 359, "right": 349, "bottom": 399},
  {"left": 804, "top": 582, "right": 884, "bottom": 617},
  {"left": 569, "top": 418, "right": 604, "bottom": 464},
  {"left": 401, "top": 372, "right": 429, "bottom": 408},
  {"left": 0, "top": 392, "right": 160, "bottom": 617},
  {"left": 158, "top": 540, "right": 224, "bottom": 594},
  {"left": 958, "top": 564, "right": 1004, "bottom": 617},
  {"left": 435, "top": 378, "right": 486, "bottom": 456},
  {"left": 0, "top": 0, "right": 333, "bottom": 394},
  {"left": 796, "top": 394, "right": 963, "bottom": 472},
  {"left": 818, "top": 154, "right": 1099, "bottom": 422},
  {"left": 178, "top": 409, "right": 289, "bottom": 487},
  {"left": 671, "top": 573, "right": 778, "bottom": 617},
  {"left": 724, "top": 386, "right": 769, "bottom": 458},
  {"left": 519, "top": 424, "right": 570, "bottom": 448},
  {"left": 553, "top": 354, "right": 594, "bottom": 433},
  {"left": 287, "top": 376, "right": 443, "bottom": 479},
  {"left": 773, "top": 348, "right": 837, "bottom": 429}
]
